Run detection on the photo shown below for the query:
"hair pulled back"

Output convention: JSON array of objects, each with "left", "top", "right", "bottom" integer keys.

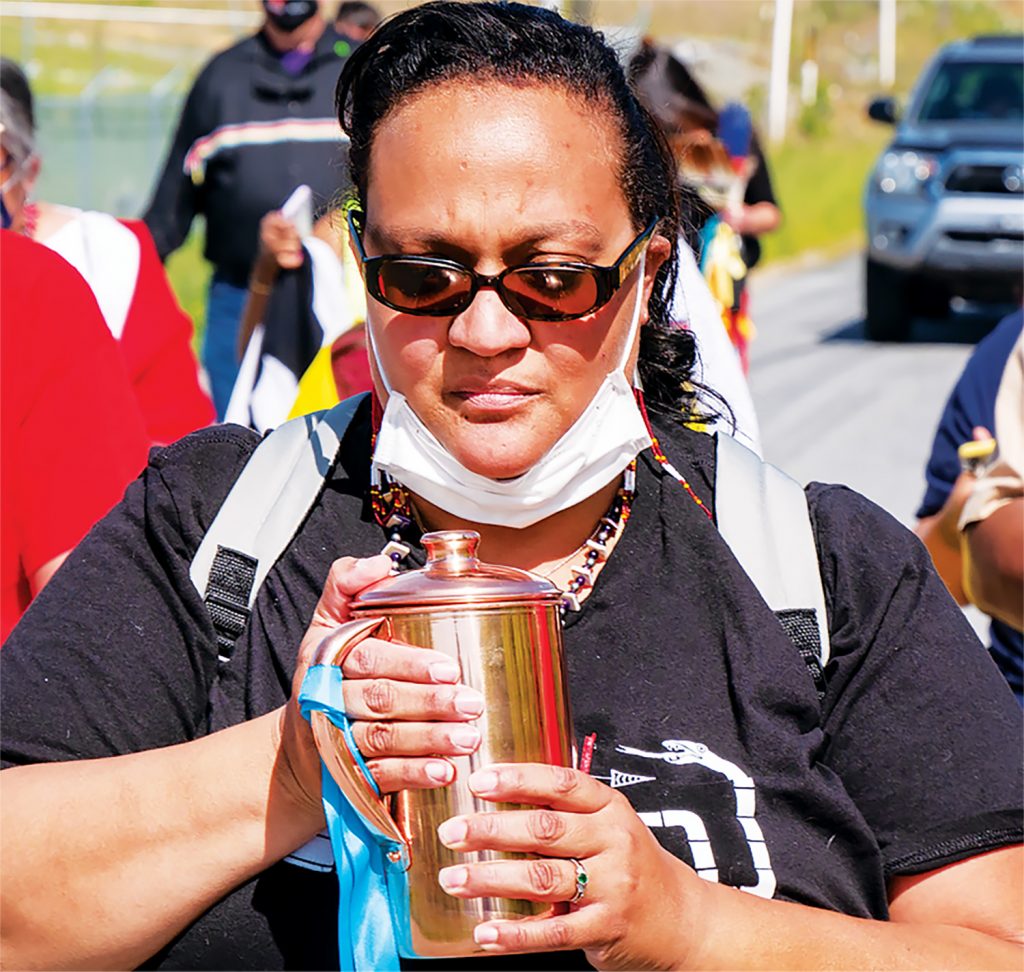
[
  {"left": 336, "top": 0, "right": 709, "bottom": 419},
  {"left": 0, "top": 59, "right": 36, "bottom": 167}
]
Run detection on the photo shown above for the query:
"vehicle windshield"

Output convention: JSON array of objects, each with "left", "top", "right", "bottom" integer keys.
[{"left": 917, "top": 60, "right": 1023, "bottom": 122}]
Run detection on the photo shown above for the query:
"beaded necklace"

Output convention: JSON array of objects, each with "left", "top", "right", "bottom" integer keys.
[
  {"left": 367, "top": 388, "right": 711, "bottom": 613},
  {"left": 370, "top": 460, "right": 636, "bottom": 615},
  {"left": 556, "top": 460, "right": 635, "bottom": 615}
]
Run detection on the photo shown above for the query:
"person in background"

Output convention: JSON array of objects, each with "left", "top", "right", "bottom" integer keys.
[
  {"left": 961, "top": 327, "right": 1023, "bottom": 632},
  {"left": 631, "top": 40, "right": 781, "bottom": 372},
  {"left": 226, "top": 203, "right": 371, "bottom": 433},
  {"left": 334, "top": 1, "right": 381, "bottom": 45},
  {"left": 143, "top": 0, "right": 352, "bottom": 418},
  {"left": 916, "top": 309, "right": 1024, "bottom": 702},
  {"left": 0, "top": 61, "right": 214, "bottom": 446},
  {"left": 0, "top": 231, "right": 149, "bottom": 641},
  {"left": 630, "top": 41, "right": 781, "bottom": 267}
]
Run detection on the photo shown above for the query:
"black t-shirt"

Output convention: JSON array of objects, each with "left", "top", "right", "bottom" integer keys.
[{"left": 3, "top": 402, "right": 1021, "bottom": 970}]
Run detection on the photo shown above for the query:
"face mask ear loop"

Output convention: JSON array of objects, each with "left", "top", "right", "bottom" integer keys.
[
  {"left": 617, "top": 252, "right": 647, "bottom": 388},
  {"left": 363, "top": 304, "right": 395, "bottom": 399}
]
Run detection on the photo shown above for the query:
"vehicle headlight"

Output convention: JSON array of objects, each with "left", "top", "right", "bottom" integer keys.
[{"left": 873, "top": 150, "right": 939, "bottom": 194}]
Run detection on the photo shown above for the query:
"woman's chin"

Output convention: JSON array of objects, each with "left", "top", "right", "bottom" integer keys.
[{"left": 450, "top": 438, "right": 544, "bottom": 481}]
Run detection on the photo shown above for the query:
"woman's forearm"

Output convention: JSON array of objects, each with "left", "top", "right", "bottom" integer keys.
[
  {"left": 0, "top": 710, "right": 323, "bottom": 971},
  {"left": 687, "top": 879, "right": 1021, "bottom": 971}
]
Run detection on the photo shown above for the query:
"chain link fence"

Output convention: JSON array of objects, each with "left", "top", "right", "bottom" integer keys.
[{"left": 33, "top": 86, "right": 182, "bottom": 217}]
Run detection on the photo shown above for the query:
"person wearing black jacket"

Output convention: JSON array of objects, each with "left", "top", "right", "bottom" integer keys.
[{"left": 143, "top": 0, "right": 352, "bottom": 418}]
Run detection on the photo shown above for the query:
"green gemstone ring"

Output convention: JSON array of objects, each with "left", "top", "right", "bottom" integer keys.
[{"left": 569, "top": 858, "right": 589, "bottom": 904}]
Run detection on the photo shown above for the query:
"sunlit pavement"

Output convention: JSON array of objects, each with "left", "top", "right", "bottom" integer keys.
[
  {"left": 746, "top": 252, "right": 1004, "bottom": 525},
  {"left": 746, "top": 252, "right": 1003, "bottom": 637}
]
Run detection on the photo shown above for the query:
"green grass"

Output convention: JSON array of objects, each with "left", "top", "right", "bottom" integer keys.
[
  {"left": 761, "top": 125, "right": 890, "bottom": 266},
  {"left": 165, "top": 228, "right": 210, "bottom": 353}
]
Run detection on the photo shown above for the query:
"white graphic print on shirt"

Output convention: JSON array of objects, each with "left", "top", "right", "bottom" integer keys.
[
  {"left": 284, "top": 737, "right": 779, "bottom": 896},
  {"left": 614, "top": 739, "right": 778, "bottom": 899}
]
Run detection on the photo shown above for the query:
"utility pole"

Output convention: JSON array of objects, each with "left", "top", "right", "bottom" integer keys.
[
  {"left": 767, "top": 0, "right": 794, "bottom": 143},
  {"left": 879, "top": 0, "right": 897, "bottom": 88}
]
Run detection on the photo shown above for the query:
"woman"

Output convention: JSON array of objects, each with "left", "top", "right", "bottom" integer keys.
[
  {"left": 229, "top": 199, "right": 759, "bottom": 450},
  {"left": 226, "top": 202, "right": 374, "bottom": 434},
  {"left": 630, "top": 42, "right": 781, "bottom": 373},
  {"left": 0, "top": 59, "right": 213, "bottom": 446},
  {"left": 1, "top": 4, "right": 1020, "bottom": 970}
]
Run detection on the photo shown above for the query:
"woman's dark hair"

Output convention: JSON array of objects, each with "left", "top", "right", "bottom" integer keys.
[
  {"left": 1, "top": 58, "right": 35, "bottom": 132},
  {"left": 0, "top": 59, "right": 36, "bottom": 167},
  {"left": 336, "top": 0, "right": 724, "bottom": 423},
  {"left": 335, "top": 1, "right": 381, "bottom": 32},
  {"left": 628, "top": 39, "right": 719, "bottom": 132}
]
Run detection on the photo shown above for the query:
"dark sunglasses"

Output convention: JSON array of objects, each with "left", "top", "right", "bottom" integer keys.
[{"left": 347, "top": 210, "right": 659, "bottom": 322}]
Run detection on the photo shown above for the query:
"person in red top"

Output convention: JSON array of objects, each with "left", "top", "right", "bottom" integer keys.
[
  {"left": 0, "top": 231, "right": 150, "bottom": 640},
  {"left": 0, "top": 60, "right": 214, "bottom": 446}
]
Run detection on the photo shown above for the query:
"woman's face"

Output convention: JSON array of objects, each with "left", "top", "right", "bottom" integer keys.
[{"left": 362, "top": 80, "right": 669, "bottom": 480}]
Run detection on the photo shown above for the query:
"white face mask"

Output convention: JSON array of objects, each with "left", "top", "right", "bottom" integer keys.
[{"left": 370, "top": 256, "right": 652, "bottom": 529}]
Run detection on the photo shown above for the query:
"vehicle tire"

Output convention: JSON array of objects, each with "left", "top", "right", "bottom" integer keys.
[
  {"left": 910, "top": 275, "right": 950, "bottom": 320},
  {"left": 864, "top": 258, "right": 912, "bottom": 342}
]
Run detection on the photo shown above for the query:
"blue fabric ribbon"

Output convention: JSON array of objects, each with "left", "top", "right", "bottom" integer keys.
[{"left": 299, "top": 663, "right": 407, "bottom": 971}]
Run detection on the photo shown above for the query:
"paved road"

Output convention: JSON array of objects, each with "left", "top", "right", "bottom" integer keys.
[{"left": 747, "top": 252, "right": 998, "bottom": 528}]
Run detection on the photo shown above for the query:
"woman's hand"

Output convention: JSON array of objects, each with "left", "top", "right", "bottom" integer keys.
[
  {"left": 434, "top": 763, "right": 705, "bottom": 970},
  {"left": 259, "top": 210, "right": 305, "bottom": 269},
  {"left": 277, "top": 555, "right": 484, "bottom": 817}
]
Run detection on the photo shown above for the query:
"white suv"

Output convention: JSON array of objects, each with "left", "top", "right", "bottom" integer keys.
[{"left": 864, "top": 35, "right": 1023, "bottom": 341}]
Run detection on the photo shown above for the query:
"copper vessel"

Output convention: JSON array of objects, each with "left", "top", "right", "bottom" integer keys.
[{"left": 309, "top": 530, "right": 573, "bottom": 958}]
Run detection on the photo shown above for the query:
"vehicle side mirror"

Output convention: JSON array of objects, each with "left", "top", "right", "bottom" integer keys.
[{"left": 867, "top": 96, "right": 898, "bottom": 124}]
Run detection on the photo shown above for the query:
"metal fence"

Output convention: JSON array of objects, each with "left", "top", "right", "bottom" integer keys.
[{"left": 34, "top": 86, "right": 184, "bottom": 218}]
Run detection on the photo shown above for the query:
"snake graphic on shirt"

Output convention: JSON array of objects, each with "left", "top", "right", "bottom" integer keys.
[{"left": 607, "top": 739, "right": 778, "bottom": 899}]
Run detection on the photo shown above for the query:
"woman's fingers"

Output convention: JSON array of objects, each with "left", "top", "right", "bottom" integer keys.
[
  {"left": 466, "top": 763, "right": 613, "bottom": 813},
  {"left": 299, "top": 556, "right": 393, "bottom": 669},
  {"left": 470, "top": 913, "right": 603, "bottom": 954},
  {"left": 318, "top": 555, "right": 394, "bottom": 614},
  {"left": 350, "top": 719, "right": 481, "bottom": 760},
  {"left": 342, "top": 678, "right": 483, "bottom": 722},
  {"left": 436, "top": 807, "right": 599, "bottom": 858},
  {"left": 367, "top": 756, "right": 458, "bottom": 794},
  {"left": 438, "top": 856, "right": 582, "bottom": 904},
  {"left": 340, "top": 636, "right": 463, "bottom": 685}
]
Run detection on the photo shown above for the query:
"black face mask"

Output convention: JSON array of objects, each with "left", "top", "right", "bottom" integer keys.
[{"left": 263, "top": 0, "right": 318, "bottom": 32}]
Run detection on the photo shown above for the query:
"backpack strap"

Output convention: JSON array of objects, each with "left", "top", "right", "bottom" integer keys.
[
  {"left": 714, "top": 432, "right": 831, "bottom": 697},
  {"left": 190, "top": 393, "right": 368, "bottom": 662}
]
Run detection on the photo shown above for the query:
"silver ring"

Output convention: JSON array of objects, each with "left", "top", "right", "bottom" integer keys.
[{"left": 569, "top": 857, "right": 589, "bottom": 904}]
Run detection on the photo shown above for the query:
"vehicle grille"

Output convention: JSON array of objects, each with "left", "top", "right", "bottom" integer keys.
[
  {"left": 945, "top": 164, "right": 1023, "bottom": 194},
  {"left": 945, "top": 230, "right": 1024, "bottom": 243}
]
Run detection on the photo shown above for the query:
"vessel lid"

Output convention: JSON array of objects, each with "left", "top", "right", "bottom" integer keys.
[{"left": 352, "top": 531, "right": 561, "bottom": 609}]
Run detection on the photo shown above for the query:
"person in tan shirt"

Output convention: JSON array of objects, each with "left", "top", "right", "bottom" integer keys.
[{"left": 960, "top": 317, "right": 1024, "bottom": 633}]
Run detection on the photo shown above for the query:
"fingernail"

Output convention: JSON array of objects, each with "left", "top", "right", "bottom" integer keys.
[
  {"left": 454, "top": 688, "right": 484, "bottom": 716},
  {"left": 438, "top": 865, "right": 468, "bottom": 891},
  {"left": 450, "top": 726, "right": 481, "bottom": 751},
  {"left": 426, "top": 760, "right": 453, "bottom": 784},
  {"left": 474, "top": 925, "right": 499, "bottom": 946},
  {"left": 429, "top": 660, "right": 460, "bottom": 683},
  {"left": 437, "top": 817, "right": 468, "bottom": 846},
  {"left": 469, "top": 769, "right": 498, "bottom": 795}
]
